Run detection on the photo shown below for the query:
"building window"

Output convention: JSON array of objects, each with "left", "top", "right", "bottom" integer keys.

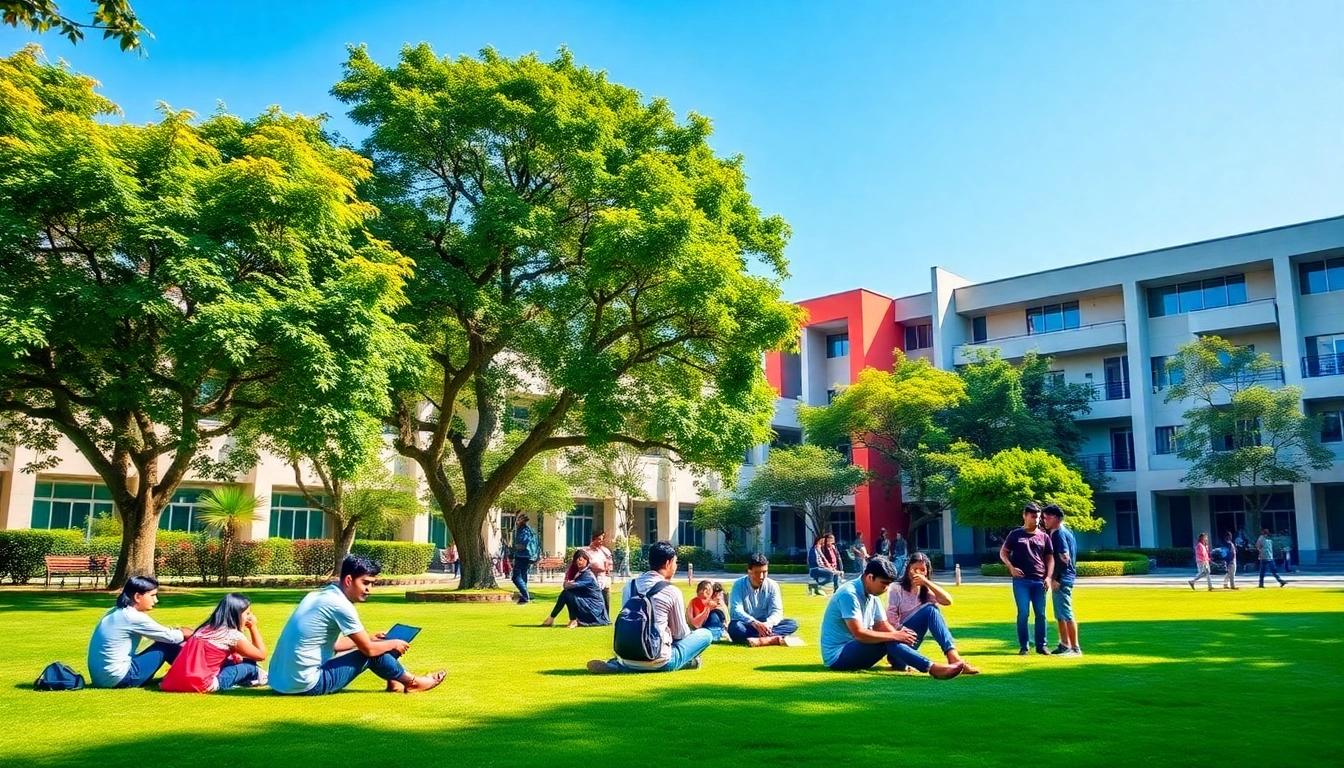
[
  {"left": 971, "top": 316, "right": 987, "bottom": 343},
  {"left": 1026, "top": 301, "right": 1080, "bottom": 335},
  {"left": 826, "top": 389, "right": 837, "bottom": 404},
  {"left": 508, "top": 405, "right": 531, "bottom": 431},
  {"left": 1150, "top": 355, "right": 1185, "bottom": 390},
  {"left": 1321, "top": 411, "right": 1343, "bottom": 443},
  {"left": 500, "top": 512, "right": 517, "bottom": 547},
  {"left": 781, "top": 351, "right": 803, "bottom": 398},
  {"left": 1046, "top": 370, "right": 1065, "bottom": 390},
  {"left": 770, "top": 427, "right": 802, "bottom": 449},
  {"left": 1214, "top": 419, "right": 1262, "bottom": 452},
  {"left": 1154, "top": 426, "right": 1181, "bottom": 455},
  {"left": 1304, "top": 333, "right": 1344, "bottom": 377},
  {"left": 829, "top": 508, "right": 856, "bottom": 546},
  {"left": 429, "top": 515, "right": 452, "bottom": 549},
  {"left": 269, "top": 493, "right": 330, "bottom": 540},
  {"left": 826, "top": 333, "right": 849, "bottom": 358},
  {"left": 904, "top": 323, "right": 932, "bottom": 350},
  {"left": 1212, "top": 492, "right": 1295, "bottom": 539},
  {"left": 1115, "top": 498, "right": 1139, "bottom": 548},
  {"left": 913, "top": 519, "right": 942, "bottom": 550},
  {"left": 1299, "top": 257, "right": 1344, "bottom": 295},
  {"left": 30, "top": 482, "right": 114, "bottom": 533},
  {"left": 567, "top": 503, "right": 596, "bottom": 548},
  {"left": 644, "top": 506, "right": 658, "bottom": 543},
  {"left": 159, "top": 488, "right": 210, "bottom": 533},
  {"left": 678, "top": 505, "right": 704, "bottom": 547},
  {"left": 1147, "top": 274, "right": 1247, "bottom": 317}
]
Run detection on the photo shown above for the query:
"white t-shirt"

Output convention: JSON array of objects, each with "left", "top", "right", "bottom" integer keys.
[
  {"left": 587, "top": 546, "right": 613, "bottom": 589},
  {"left": 616, "top": 572, "right": 688, "bottom": 670},
  {"left": 268, "top": 584, "right": 364, "bottom": 694},
  {"left": 87, "top": 606, "right": 185, "bottom": 688}
]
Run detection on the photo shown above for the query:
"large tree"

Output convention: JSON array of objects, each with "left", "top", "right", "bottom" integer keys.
[
  {"left": 291, "top": 455, "right": 426, "bottom": 576},
  {"left": 1166, "top": 335, "right": 1333, "bottom": 522},
  {"left": 944, "top": 349, "right": 1093, "bottom": 460},
  {"left": 0, "top": 48, "right": 409, "bottom": 586},
  {"left": 947, "top": 447, "right": 1102, "bottom": 533},
  {"left": 1, "top": 0, "right": 146, "bottom": 50},
  {"left": 741, "top": 444, "right": 868, "bottom": 541},
  {"left": 334, "top": 45, "right": 801, "bottom": 588}
]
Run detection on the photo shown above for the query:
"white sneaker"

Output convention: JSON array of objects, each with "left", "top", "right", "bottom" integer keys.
[{"left": 782, "top": 636, "right": 806, "bottom": 647}]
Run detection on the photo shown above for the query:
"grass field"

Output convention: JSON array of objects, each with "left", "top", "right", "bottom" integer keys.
[{"left": 2, "top": 581, "right": 1341, "bottom": 767}]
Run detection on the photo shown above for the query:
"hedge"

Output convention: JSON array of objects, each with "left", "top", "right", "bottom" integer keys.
[
  {"left": 0, "top": 530, "right": 85, "bottom": 583},
  {"left": 981, "top": 559, "right": 1149, "bottom": 577},
  {"left": 350, "top": 541, "right": 437, "bottom": 575},
  {"left": 1135, "top": 547, "right": 1194, "bottom": 567},
  {"left": 1080, "top": 550, "right": 1150, "bottom": 563},
  {"left": 724, "top": 563, "right": 809, "bottom": 574}
]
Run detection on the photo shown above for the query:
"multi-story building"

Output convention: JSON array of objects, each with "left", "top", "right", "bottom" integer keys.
[{"left": 758, "top": 215, "right": 1344, "bottom": 567}]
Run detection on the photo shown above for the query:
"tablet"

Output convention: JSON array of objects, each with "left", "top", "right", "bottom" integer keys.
[{"left": 384, "top": 623, "right": 422, "bottom": 643}]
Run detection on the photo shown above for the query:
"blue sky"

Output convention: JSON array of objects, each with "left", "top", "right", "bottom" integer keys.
[{"left": 6, "top": 0, "right": 1342, "bottom": 300}]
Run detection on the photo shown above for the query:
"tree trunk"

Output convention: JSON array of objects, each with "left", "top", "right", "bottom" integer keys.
[
  {"left": 110, "top": 494, "right": 165, "bottom": 590},
  {"left": 448, "top": 502, "right": 497, "bottom": 590},
  {"left": 332, "top": 520, "right": 358, "bottom": 578}
]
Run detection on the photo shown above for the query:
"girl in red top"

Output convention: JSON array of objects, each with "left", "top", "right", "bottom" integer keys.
[
  {"left": 687, "top": 580, "right": 727, "bottom": 641},
  {"left": 161, "top": 593, "right": 268, "bottom": 693},
  {"left": 1189, "top": 533, "right": 1215, "bottom": 591}
]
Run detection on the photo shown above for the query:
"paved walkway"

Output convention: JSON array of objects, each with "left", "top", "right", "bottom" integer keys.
[{"left": 664, "top": 567, "right": 1344, "bottom": 589}]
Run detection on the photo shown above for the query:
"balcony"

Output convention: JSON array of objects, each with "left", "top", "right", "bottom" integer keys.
[
  {"left": 1077, "top": 452, "right": 1136, "bottom": 474},
  {"left": 1302, "top": 353, "right": 1344, "bottom": 379},
  {"left": 1185, "top": 298, "right": 1278, "bottom": 335},
  {"left": 954, "top": 320, "right": 1126, "bottom": 366},
  {"left": 1075, "top": 380, "right": 1132, "bottom": 420}
]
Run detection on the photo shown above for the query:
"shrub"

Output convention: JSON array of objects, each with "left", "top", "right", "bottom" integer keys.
[
  {"left": 252, "top": 538, "right": 295, "bottom": 575},
  {"left": 1136, "top": 547, "right": 1193, "bottom": 567},
  {"left": 724, "top": 563, "right": 809, "bottom": 574},
  {"left": 158, "top": 539, "right": 197, "bottom": 579},
  {"left": 675, "top": 545, "right": 718, "bottom": 571},
  {"left": 981, "top": 559, "right": 1149, "bottom": 577},
  {"left": 293, "top": 540, "right": 335, "bottom": 577},
  {"left": 1080, "top": 550, "right": 1151, "bottom": 563},
  {"left": 350, "top": 541, "right": 437, "bottom": 575},
  {"left": 88, "top": 511, "right": 122, "bottom": 537},
  {"left": 0, "top": 529, "right": 84, "bottom": 583}
]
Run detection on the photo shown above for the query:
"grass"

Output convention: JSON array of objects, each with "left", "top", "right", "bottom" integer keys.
[{"left": 2, "top": 582, "right": 1341, "bottom": 767}]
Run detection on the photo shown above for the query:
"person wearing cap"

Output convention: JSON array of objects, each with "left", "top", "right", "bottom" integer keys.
[
  {"left": 1041, "top": 504, "right": 1081, "bottom": 656},
  {"left": 999, "top": 502, "right": 1055, "bottom": 655}
]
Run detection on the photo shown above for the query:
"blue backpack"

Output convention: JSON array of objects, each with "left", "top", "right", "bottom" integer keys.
[
  {"left": 613, "top": 580, "right": 671, "bottom": 662},
  {"left": 34, "top": 662, "right": 85, "bottom": 691}
]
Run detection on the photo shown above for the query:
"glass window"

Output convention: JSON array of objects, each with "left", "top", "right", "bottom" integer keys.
[
  {"left": 644, "top": 506, "right": 658, "bottom": 543},
  {"left": 566, "top": 503, "right": 595, "bottom": 548},
  {"left": 1026, "top": 307, "right": 1044, "bottom": 335},
  {"left": 780, "top": 352, "right": 803, "bottom": 398},
  {"left": 29, "top": 482, "right": 114, "bottom": 533},
  {"left": 826, "top": 333, "right": 849, "bottom": 358},
  {"left": 1043, "top": 304, "right": 1064, "bottom": 332},
  {"left": 1329, "top": 258, "right": 1344, "bottom": 294},
  {"left": 972, "top": 316, "right": 987, "bottom": 343},
  {"left": 429, "top": 515, "right": 450, "bottom": 549},
  {"left": 1321, "top": 412, "right": 1343, "bottom": 443},
  {"left": 1062, "top": 302, "right": 1081, "bottom": 329},
  {"left": 1202, "top": 278, "right": 1228, "bottom": 308},
  {"left": 829, "top": 508, "right": 856, "bottom": 546},
  {"left": 1025, "top": 301, "right": 1079, "bottom": 335},
  {"left": 1300, "top": 260, "right": 1329, "bottom": 294},
  {"left": 1177, "top": 282, "right": 1203, "bottom": 313},
  {"left": 903, "top": 323, "right": 932, "bottom": 350},
  {"left": 1155, "top": 426, "right": 1179, "bottom": 455},
  {"left": 1046, "top": 370, "right": 1065, "bottom": 389},
  {"left": 1148, "top": 285, "right": 1179, "bottom": 317},
  {"left": 677, "top": 505, "right": 704, "bottom": 547},
  {"left": 1225, "top": 274, "right": 1247, "bottom": 305},
  {"left": 1151, "top": 355, "right": 1184, "bottom": 390},
  {"left": 1116, "top": 512, "right": 1140, "bottom": 548},
  {"left": 268, "top": 492, "right": 329, "bottom": 540},
  {"left": 771, "top": 427, "right": 802, "bottom": 448}
]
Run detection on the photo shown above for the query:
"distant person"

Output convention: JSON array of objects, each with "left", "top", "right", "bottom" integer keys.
[
  {"left": 687, "top": 580, "right": 728, "bottom": 640},
  {"left": 161, "top": 593, "right": 268, "bottom": 693},
  {"left": 87, "top": 576, "right": 193, "bottom": 688},
  {"left": 445, "top": 542, "right": 459, "bottom": 578},
  {"left": 1282, "top": 534, "right": 1295, "bottom": 573},
  {"left": 876, "top": 528, "right": 892, "bottom": 559},
  {"left": 1189, "top": 533, "right": 1215, "bottom": 591},
  {"left": 511, "top": 513, "right": 540, "bottom": 604},
  {"left": 849, "top": 532, "right": 870, "bottom": 574},
  {"left": 1221, "top": 532, "right": 1239, "bottom": 590},
  {"left": 892, "top": 532, "right": 909, "bottom": 577},
  {"left": 999, "top": 503, "right": 1055, "bottom": 655},
  {"left": 727, "top": 553, "right": 802, "bottom": 647},
  {"left": 541, "top": 549, "right": 609, "bottom": 628},
  {"left": 809, "top": 533, "right": 843, "bottom": 593},
  {"left": 1042, "top": 504, "right": 1081, "bottom": 656},
  {"left": 1255, "top": 529, "right": 1287, "bottom": 588},
  {"left": 884, "top": 552, "right": 978, "bottom": 674},
  {"left": 269, "top": 554, "right": 445, "bottom": 695},
  {"left": 587, "top": 530, "right": 614, "bottom": 621},
  {"left": 586, "top": 541, "right": 713, "bottom": 674},
  {"left": 818, "top": 556, "right": 965, "bottom": 679}
]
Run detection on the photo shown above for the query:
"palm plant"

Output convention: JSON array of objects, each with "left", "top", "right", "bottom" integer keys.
[{"left": 197, "top": 486, "right": 263, "bottom": 586}]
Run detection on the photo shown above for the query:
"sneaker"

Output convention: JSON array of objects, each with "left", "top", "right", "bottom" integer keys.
[
  {"left": 782, "top": 635, "right": 806, "bottom": 647},
  {"left": 1071, "top": 648, "right": 1083, "bottom": 656},
  {"left": 1055, "top": 648, "right": 1078, "bottom": 657},
  {"left": 1052, "top": 644, "right": 1070, "bottom": 655},
  {"left": 1035, "top": 647, "right": 1051, "bottom": 656},
  {"left": 245, "top": 669, "right": 269, "bottom": 688},
  {"left": 586, "top": 659, "right": 620, "bottom": 675},
  {"left": 1018, "top": 648, "right": 1030, "bottom": 656},
  {"left": 1188, "top": 581, "right": 1195, "bottom": 591},
  {"left": 683, "top": 657, "right": 703, "bottom": 670}
]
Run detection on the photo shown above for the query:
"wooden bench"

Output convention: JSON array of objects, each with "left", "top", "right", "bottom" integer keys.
[
  {"left": 533, "top": 557, "right": 566, "bottom": 582},
  {"left": 44, "top": 555, "right": 114, "bottom": 589}
]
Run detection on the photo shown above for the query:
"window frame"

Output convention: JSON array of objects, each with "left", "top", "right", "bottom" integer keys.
[
  {"left": 825, "top": 332, "right": 850, "bottom": 358},
  {"left": 1025, "top": 301, "right": 1080, "bottom": 335}
]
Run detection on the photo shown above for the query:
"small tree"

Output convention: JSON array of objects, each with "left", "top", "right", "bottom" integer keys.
[
  {"left": 292, "top": 457, "right": 424, "bottom": 576},
  {"left": 566, "top": 444, "right": 650, "bottom": 575},
  {"left": 947, "top": 447, "right": 1101, "bottom": 533},
  {"left": 742, "top": 444, "right": 868, "bottom": 540},
  {"left": 692, "top": 491, "right": 764, "bottom": 556},
  {"left": 196, "top": 486, "right": 263, "bottom": 586},
  {"left": 1167, "top": 335, "right": 1333, "bottom": 524}
]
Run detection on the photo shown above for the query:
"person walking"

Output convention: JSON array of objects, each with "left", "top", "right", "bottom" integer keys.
[
  {"left": 999, "top": 503, "right": 1055, "bottom": 655},
  {"left": 511, "top": 514, "right": 541, "bottom": 604},
  {"left": 1255, "top": 528, "right": 1287, "bottom": 588},
  {"left": 1221, "top": 532, "right": 1239, "bottom": 590},
  {"left": 1189, "top": 533, "right": 1214, "bottom": 591}
]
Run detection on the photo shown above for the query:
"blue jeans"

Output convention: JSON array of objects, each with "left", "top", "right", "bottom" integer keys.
[
  {"left": 615, "top": 629, "right": 715, "bottom": 673},
  {"left": 298, "top": 649, "right": 407, "bottom": 696},
  {"left": 215, "top": 659, "right": 261, "bottom": 691},
  {"left": 827, "top": 638, "right": 933, "bottom": 673},
  {"left": 1012, "top": 577, "right": 1048, "bottom": 650},
  {"left": 727, "top": 618, "right": 799, "bottom": 644},
  {"left": 894, "top": 555, "right": 908, "bottom": 578},
  {"left": 703, "top": 610, "right": 727, "bottom": 640},
  {"left": 1258, "top": 560, "right": 1285, "bottom": 587},
  {"left": 512, "top": 558, "right": 532, "bottom": 602},
  {"left": 809, "top": 568, "right": 840, "bottom": 590},
  {"left": 899, "top": 603, "right": 956, "bottom": 655},
  {"left": 115, "top": 641, "right": 181, "bottom": 688}
]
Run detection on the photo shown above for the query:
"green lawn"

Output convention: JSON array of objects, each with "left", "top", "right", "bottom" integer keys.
[{"left": 2, "top": 582, "right": 1341, "bottom": 767}]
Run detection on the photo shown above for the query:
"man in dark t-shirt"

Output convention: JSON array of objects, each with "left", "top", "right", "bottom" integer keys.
[{"left": 999, "top": 503, "right": 1055, "bottom": 655}]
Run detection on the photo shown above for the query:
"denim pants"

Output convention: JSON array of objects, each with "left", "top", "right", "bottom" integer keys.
[
  {"left": 614, "top": 628, "right": 715, "bottom": 673},
  {"left": 1258, "top": 559, "right": 1285, "bottom": 587},
  {"left": 899, "top": 603, "right": 956, "bottom": 655},
  {"left": 894, "top": 556, "right": 908, "bottom": 578},
  {"left": 511, "top": 558, "right": 532, "bottom": 602},
  {"left": 1012, "top": 577, "right": 1048, "bottom": 650},
  {"left": 115, "top": 641, "right": 181, "bottom": 688},
  {"left": 828, "top": 638, "right": 933, "bottom": 673},
  {"left": 809, "top": 568, "right": 840, "bottom": 591},
  {"left": 1190, "top": 563, "right": 1213, "bottom": 589},
  {"left": 726, "top": 617, "right": 799, "bottom": 644},
  {"left": 299, "top": 649, "right": 407, "bottom": 696},
  {"left": 214, "top": 659, "right": 261, "bottom": 691}
]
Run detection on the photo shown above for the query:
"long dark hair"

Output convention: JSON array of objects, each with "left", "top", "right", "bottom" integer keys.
[
  {"left": 198, "top": 593, "right": 250, "bottom": 633},
  {"left": 565, "top": 548, "right": 590, "bottom": 581},
  {"left": 117, "top": 575, "right": 159, "bottom": 609},
  {"left": 899, "top": 552, "right": 933, "bottom": 603}
]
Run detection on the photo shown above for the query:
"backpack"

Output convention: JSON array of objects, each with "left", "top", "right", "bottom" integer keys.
[
  {"left": 612, "top": 580, "right": 672, "bottom": 662},
  {"left": 34, "top": 662, "right": 85, "bottom": 691}
]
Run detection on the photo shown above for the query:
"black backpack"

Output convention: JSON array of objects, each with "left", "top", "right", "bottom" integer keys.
[
  {"left": 34, "top": 662, "right": 85, "bottom": 691},
  {"left": 613, "top": 580, "right": 671, "bottom": 662}
]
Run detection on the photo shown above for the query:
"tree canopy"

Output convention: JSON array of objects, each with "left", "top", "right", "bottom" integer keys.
[
  {"left": 741, "top": 444, "right": 867, "bottom": 540},
  {"left": 333, "top": 45, "right": 802, "bottom": 587},
  {"left": 0, "top": 47, "right": 409, "bottom": 585},
  {"left": 946, "top": 447, "right": 1100, "bottom": 532},
  {"left": 2, "top": 1, "right": 147, "bottom": 50},
  {"left": 692, "top": 490, "right": 764, "bottom": 554}
]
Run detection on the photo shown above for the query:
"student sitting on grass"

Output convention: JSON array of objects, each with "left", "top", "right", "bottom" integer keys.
[
  {"left": 687, "top": 580, "right": 728, "bottom": 640},
  {"left": 161, "top": 593, "right": 268, "bottom": 693},
  {"left": 883, "top": 553, "right": 978, "bottom": 674},
  {"left": 819, "top": 556, "right": 966, "bottom": 680},
  {"left": 87, "top": 575, "right": 194, "bottom": 688},
  {"left": 269, "top": 554, "right": 445, "bottom": 696},
  {"left": 727, "top": 553, "right": 802, "bottom": 647},
  {"left": 541, "top": 549, "right": 610, "bottom": 628}
]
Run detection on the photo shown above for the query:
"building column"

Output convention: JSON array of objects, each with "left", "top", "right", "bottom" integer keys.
[
  {"left": 1293, "top": 482, "right": 1318, "bottom": 565},
  {"left": 1136, "top": 490, "right": 1158, "bottom": 548},
  {"left": 0, "top": 447, "right": 38, "bottom": 529},
  {"left": 1121, "top": 281, "right": 1153, "bottom": 471},
  {"left": 656, "top": 458, "right": 678, "bottom": 546},
  {"left": 1271, "top": 255, "right": 1305, "bottom": 388},
  {"left": 242, "top": 474, "right": 273, "bottom": 541},
  {"left": 539, "top": 512, "right": 565, "bottom": 557}
]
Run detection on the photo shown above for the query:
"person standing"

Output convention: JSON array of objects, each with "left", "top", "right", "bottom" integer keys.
[
  {"left": 445, "top": 542, "right": 459, "bottom": 578},
  {"left": 1189, "top": 533, "right": 1214, "bottom": 591},
  {"left": 892, "top": 532, "right": 909, "bottom": 578},
  {"left": 1042, "top": 505, "right": 1080, "bottom": 656},
  {"left": 511, "top": 513, "right": 540, "bottom": 604},
  {"left": 876, "top": 528, "right": 892, "bottom": 559},
  {"left": 1221, "top": 532, "right": 1239, "bottom": 590},
  {"left": 586, "top": 530, "right": 614, "bottom": 622},
  {"left": 999, "top": 503, "right": 1055, "bottom": 655},
  {"left": 849, "top": 532, "right": 870, "bottom": 575},
  {"left": 1255, "top": 528, "right": 1287, "bottom": 588}
]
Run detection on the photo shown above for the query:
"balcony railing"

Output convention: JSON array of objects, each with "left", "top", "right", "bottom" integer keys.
[
  {"left": 1302, "top": 352, "right": 1344, "bottom": 378},
  {"left": 1088, "top": 380, "right": 1131, "bottom": 401},
  {"left": 1077, "top": 452, "right": 1136, "bottom": 473},
  {"left": 967, "top": 319, "right": 1125, "bottom": 346}
]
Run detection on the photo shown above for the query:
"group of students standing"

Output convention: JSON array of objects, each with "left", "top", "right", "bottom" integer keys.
[
  {"left": 85, "top": 555, "right": 446, "bottom": 696},
  {"left": 1190, "top": 528, "right": 1291, "bottom": 590}
]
